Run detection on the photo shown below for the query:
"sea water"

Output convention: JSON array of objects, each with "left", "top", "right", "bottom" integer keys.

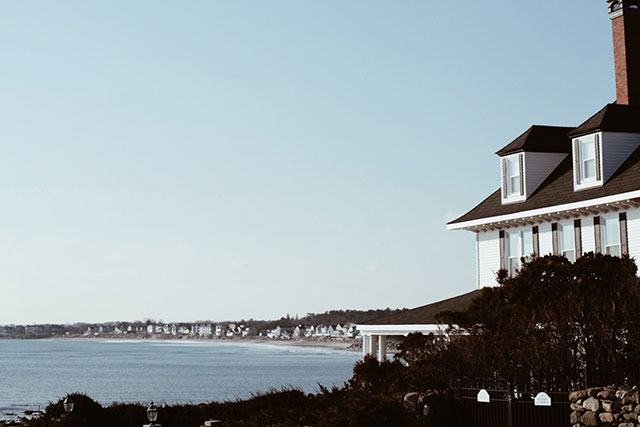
[{"left": 0, "top": 339, "right": 360, "bottom": 419}]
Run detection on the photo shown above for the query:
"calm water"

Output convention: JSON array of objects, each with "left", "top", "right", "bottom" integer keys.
[{"left": 0, "top": 339, "right": 359, "bottom": 418}]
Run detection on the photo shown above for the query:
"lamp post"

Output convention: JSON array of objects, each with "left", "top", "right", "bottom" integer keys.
[
  {"left": 144, "top": 402, "right": 161, "bottom": 427},
  {"left": 63, "top": 397, "right": 74, "bottom": 414}
]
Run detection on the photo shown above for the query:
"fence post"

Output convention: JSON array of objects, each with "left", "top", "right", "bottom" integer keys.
[{"left": 506, "top": 384, "right": 513, "bottom": 427}]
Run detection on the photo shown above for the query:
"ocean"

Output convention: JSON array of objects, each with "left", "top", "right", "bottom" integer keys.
[{"left": 0, "top": 338, "right": 360, "bottom": 419}]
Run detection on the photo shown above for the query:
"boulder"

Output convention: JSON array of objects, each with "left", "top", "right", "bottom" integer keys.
[
  {"left": 570, "top": 403, "right": 584, "bottom": 411},
  {"left": 581, "top": 410, "right": 598, "bottom": 427},
  {"left": 597, "top": 389, "right": 617, "bottom": 400},
  {"left": 569, "top": 390, "right": 588, "bottom": 401},
  {"left": 599, "top": 411, "right": 615, "bottom": 423},
  {"left": 583, "top": 397, "right": 600, "bottom": 412},
  {"left": 570, "top": 411, "right": 580, "bottom": 424}
]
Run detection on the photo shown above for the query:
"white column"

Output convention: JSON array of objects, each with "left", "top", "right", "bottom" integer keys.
[
  {"left": 377, "top": 335, "right": 387, "bottom": 362},
  {"left": 362, "top": 335, "right": 370, "bottom": 357},
  {"left": 370, "top": 335, "right": 379, "bottom": 358}
]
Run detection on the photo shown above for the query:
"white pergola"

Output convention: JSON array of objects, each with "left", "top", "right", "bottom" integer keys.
[{"left": 356, "top": 323, "right": 444, "bottom": 362}]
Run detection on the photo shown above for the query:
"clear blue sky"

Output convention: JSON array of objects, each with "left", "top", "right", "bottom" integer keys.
[{"left": 0, "top": 1, "right": 616, "bottom": 324}]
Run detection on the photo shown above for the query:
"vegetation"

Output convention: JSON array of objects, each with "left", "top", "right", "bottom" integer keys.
[{"left": 26, "top": 254, "right": 640, "bottom": 425}]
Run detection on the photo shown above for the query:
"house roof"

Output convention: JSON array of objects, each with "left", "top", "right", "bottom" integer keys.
[
  {"left": 359, "top": 290, "right": 482, "bottom": 325},
  {"left": 448, "top": 144, "right": 640, "bottom": 226},
  {"left": 495, "top": 125, "right": 575, "bottom": 156},
  {"left": 569, "top": 103, "right": 640, "bottom": 137}
]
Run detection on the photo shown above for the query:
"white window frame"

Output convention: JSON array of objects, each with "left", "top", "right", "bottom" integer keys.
[
  {"left": 602, "top": 214, "right": 621, "bottom": 257},
  {"left": 502, "top": 154, "right": 526, "bottom": 203},
  {"left": 573, "top": 133, "right": 602, "bottom": 191},
  {"left": 558, "top": 221, "right": 576, "bottom": 262}
]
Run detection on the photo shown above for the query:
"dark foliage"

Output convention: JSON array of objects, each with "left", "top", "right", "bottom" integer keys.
[
  {"left": 27, "top": 254, "right": 640, "bottom": 426},
  {"left": 29, "top": 386, "right": 410, "bottom": 426}
]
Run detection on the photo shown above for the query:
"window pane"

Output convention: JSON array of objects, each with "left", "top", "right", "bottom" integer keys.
[
  {"left": 583, "top": 159, "right": 596, "bottom": 180},
  {"left": 523, "top": 230, "right": 533, "bottom": 256},
  {"left": 561, "top": 223, "right": 574, "bottom": 252},
  {"left": 509, "top": 177, "right": 520, "bottom": 195},
  {"left": 606, "top": 245, "right": 621, "bottom": 257},
  {"left": 508, "top": 231, "right": 521, "bottom": 257},
  {"left": 563, "top": 250, "right": 576, "bottom": 263},
  {"left": 605, "top": 217, "right": 620, "bottom": 247},
  {"left": 582, "top": 139, "right": 595, "bottom": 160},
  {"left": 507, "top": 157, "right": 518, "bottom": 176}
]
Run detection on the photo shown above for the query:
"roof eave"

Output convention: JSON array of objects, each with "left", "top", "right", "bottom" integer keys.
[{"left": 446, "top": 190, "right": 640, "bottom": 231}]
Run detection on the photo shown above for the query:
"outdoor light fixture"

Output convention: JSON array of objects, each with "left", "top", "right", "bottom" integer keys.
[
  {"left": 147, "top": 402, "right": 158, "bottom": 423},
  {"left": 63, "top": 397, "right": 74, "bottom": 414}
]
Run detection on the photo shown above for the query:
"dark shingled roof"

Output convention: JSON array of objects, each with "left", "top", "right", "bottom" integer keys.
[
  {"left": 448, "top": 144, "right": 640, "bottom": 225},
  {"left": 569, "top": 103, "right": 640, "bottom": 137},
  {"left": 495, "top": 125, "right": 575, "bottom": 156},
  {"left": 360, "top": 290, "right": 482, "bottom": 325}
]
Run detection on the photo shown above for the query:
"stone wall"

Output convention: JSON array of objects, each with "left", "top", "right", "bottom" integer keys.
[{"left": 570, "top": 386, "right": 640, "bottom": 426}]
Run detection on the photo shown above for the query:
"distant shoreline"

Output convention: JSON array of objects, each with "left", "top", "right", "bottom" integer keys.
[{"left": 0, "top": 335, "right": 362, "bottom": 352}]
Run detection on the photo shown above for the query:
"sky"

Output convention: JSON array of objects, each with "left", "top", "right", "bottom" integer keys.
[{"left": 0, "top": 1, "right": 617, "bottom": 324}]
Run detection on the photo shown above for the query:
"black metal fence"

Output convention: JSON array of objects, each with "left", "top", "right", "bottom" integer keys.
[{"left": 450, "top": 380, "right": 570, "bottom": 427}]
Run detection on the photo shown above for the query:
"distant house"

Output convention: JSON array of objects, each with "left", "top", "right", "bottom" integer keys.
[
  {"left": 293, "top": 325, "right": 306, "bottom": 338},
  {"left": 359, "top": 2, "right": 640, "bottom": 362}
]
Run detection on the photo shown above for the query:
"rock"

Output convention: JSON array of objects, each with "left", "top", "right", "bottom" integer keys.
[
  {"left": 581, "top": 410, "right": 598, "bottom": 427},
  {"left": 583, "top": 397, "right": 600, "bottom": 412},
  {"left": 598, "top": 389, "right": 617, "bottom": 400},
  {"left": 623, "top": 412, "right": 637, "bottom": 421},
  {"left": 619, "top": 423, "right": 635, "bottom": 427},
  {"left": 570, "top": 411, "right": 580, "bottom": 424},
  {"left": 602, "top": 400, "right": 615, "bottom": 412},
  {"left": 569, "top": 390, "right": 588, "bottom": 401},
  {"left": 624, "top": 391, "right": 640, "bottom": 405},
  {"left": 616, "top": 389, "right": 629, "bottom": 400},
  {"left": 570, "top": 403, "right": 584, "bottom": 411},
  {"left": 599, "top": 411, "right": 615, "bottom": 423},
  {"left": 587, "top": 387, "right": 603, "bottom": 397},
  {"left": 622, "top": 404, "right": 634, "bottom": 412}
]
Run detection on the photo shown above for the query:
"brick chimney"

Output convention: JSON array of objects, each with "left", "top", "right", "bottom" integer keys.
[{"left": 609, "top": 0, "right": 640, "bottom": 104}]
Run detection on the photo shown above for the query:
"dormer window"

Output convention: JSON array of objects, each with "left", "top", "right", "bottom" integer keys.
[
  {"left": 506, "top": 157, "right": 521, "bottom": 196},
  {"left": 573, "top": 133, "right": 602, "bottom": 190},
  {"left": 501, "top": 153, "right": 525, "bottom": 203},
  {"left": 580, "top": 138, "right": 597, "bottom": 182}
]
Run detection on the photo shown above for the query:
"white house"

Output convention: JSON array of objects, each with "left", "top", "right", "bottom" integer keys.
[{"left": 359, "top": 0, "right": 640, "bottom": 361}]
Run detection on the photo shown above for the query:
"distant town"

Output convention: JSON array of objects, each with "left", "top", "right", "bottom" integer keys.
[{"left": 0, "top": 308, "right": 408, "bottom": 342}]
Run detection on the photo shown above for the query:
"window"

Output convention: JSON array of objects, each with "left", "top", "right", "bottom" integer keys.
[
  {"left": 603, "top": 216, "right": 621, "bottom": 256},
  {"left": 507, "top": 231, "right": 521, "bottom": 276},
  {"left": 559, "top": 222, "right": 576, "bottom": 262},
  {"left": 505, "top": 156, "right": 521, "bottom": 197},
  {"left": 574, "top": 134, "right": 601, "bottom": 187},
  {"left": 506, "top": 229, "right": 535, "bottom": 276},
  {"left": 581, "top": 138, "right": 596, "bottom": 182},
  {"left": 523, "top": 229, "right": 534, "bottom": 258}
]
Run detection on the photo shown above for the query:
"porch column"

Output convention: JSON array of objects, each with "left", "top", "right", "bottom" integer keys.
[
  {"left": 370, "top": 335, "right": 379, "bottom": 358},
  {"left": 362, "top": 335, "right": 370, "bottom": 357},
  {"left": 377, "top": 335, "right": 387, "bottom": 362}
]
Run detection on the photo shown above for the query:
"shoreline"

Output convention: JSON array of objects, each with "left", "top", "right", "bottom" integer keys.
[{"left": 1, "top": 335, "right": 363, "bottom": 352}]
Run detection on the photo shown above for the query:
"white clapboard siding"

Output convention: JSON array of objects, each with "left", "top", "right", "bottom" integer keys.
[
  {"left": 580, "top": 215, "right": 596, "bottom": 254},
  {"left": 627, "top": 207, "right": 640, "bottom": 262},
  {"left": 602, "top": 132, "right": 640, "bottom": 182},
  {"left": 524, "top": 152, "right": 567, "bottom": 198},
  {"left": 538, "top": 222, "right": 554, "bottom": 256},
  {"left": 477, "top": 230, "right": 500, "bottom": 288}
]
